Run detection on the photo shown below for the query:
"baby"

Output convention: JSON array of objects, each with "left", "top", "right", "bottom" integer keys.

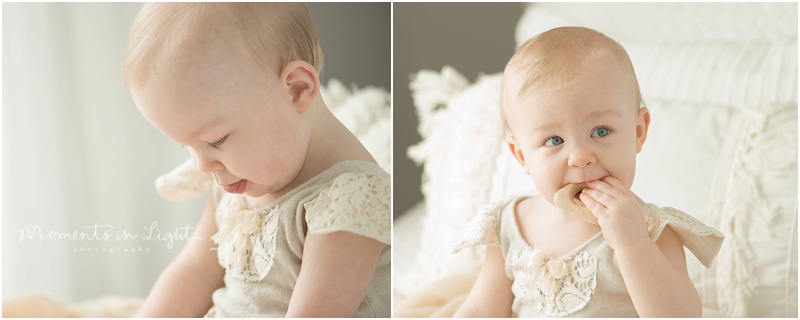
[
  {"left": 452, "top": 27, "right": 724, "bottom": 317},
  {"left": 122, "top": 3, "right": 390, "bottom": 317}
]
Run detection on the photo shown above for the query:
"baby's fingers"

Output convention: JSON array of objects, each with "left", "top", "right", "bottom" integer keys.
[
  {"left": 586, "top": 179, "right": 625, "bottom": 200},
  {"left": 579, "top": 190, "right": 606, "bottom": 217},
  {"left": 600, "top": 176, "right": 628, "bottom": 192}
]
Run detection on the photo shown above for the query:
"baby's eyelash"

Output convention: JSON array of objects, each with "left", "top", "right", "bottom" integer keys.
[{"left": 206, "top": 135, "right": 228, "bottom": 150}]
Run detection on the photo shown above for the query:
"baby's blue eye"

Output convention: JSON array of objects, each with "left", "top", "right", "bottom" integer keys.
[
  {"left": 591, "top": 127, "right": 610, "bottom": 138},
  {"left": 544, "top": 136, "right": 564, "bottom": 147}
]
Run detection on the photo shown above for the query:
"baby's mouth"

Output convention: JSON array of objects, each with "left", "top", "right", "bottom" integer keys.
[
  {"left": 567, "top": 175, "right": 610, "bottom": 206},
  {"left": 573, "top": 191, "right": 585, "bottom": 207},
  {"left": 223, "top": 179, "right": 247, "bottom": 194},
  {"left": 556, "top": 182, "right": 590, "bottom": 207}
]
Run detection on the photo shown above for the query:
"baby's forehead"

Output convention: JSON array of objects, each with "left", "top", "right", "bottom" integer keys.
[
  {"left": 505, "top": 70, "right": 637, "bottom": 127},
  {"left": 512, "top": 47, "right": 638, "bottom": 99},
  {"left": 505, "top": 97, "right": 631, "bottom": 138}
]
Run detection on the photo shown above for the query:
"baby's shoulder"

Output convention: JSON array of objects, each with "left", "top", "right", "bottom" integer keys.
[
  {"left": 474, "top": 195, "right": 533, "bottom": 229},
  {"left": 451, "top": 196, "right": 529, "bottom": 252},
  {"left": 303, "top": 168, "right": 391, "bottom": 245}
]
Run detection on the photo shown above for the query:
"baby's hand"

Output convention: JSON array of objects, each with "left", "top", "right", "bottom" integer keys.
[{"left": 578, "top": 176, "right": 650, "bottom": 251}]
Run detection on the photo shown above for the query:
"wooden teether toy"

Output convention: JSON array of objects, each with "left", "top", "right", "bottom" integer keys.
[{"left": 554, "top": 183, "right": 598, "bottom": 225}]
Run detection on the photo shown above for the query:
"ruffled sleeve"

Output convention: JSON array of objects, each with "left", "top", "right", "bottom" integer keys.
[
  {"left": 303, "top": 172, "right": 391, "bottom": 245},
  {"left": 155, "top": 158, "right": 213, "bottom": 202},
  {"left": 641, "top": 204, "right": 725, "bottom": 268},
  {"left": 451, "top": 198, "right": 511, "bottom": 253}
]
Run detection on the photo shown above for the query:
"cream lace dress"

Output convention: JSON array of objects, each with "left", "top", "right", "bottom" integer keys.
[
  {"left": 158, "top": 160, "right": 390, "bottom": 317},
  {"left": 452, "top": 196, "right": 724, "bottom": 318}
]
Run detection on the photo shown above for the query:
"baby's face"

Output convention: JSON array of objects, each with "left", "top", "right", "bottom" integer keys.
[
  {"left": 133, "top": 35, "right": 310, "bottom": 198},
  {"left": 506, "top": 57, "right": 649, "bottom": 207}
]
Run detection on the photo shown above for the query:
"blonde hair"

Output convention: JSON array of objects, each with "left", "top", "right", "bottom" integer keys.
[
  {"left": 500, "top": 26, "right": 643, "bottom": 133},
  {"left": 122, "top": 3, "right": 323, "bottom": 93}
]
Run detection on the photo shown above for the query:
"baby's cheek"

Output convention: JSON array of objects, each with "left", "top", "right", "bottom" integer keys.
[
  {"left": 258, "top": 154, "right": 287, "bottom": 175},
  {"left": 529, "top": 174, "right": 557, "bottom": 204},
  {"left": 623, "top": 165, "right": 637, "bottom": 189},
  {"left": 610, "top": 162, "right": 636, "bottom": 189}
]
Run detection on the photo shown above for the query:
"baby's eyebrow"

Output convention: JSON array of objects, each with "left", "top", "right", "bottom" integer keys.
[
  {"left": 530, "top": 108, "right": 620, "bottom": 135},
  {"left": 531, "top": 123, "right": 560, "bottom": 134},
  {"left": 588, "top": 109, "right": 620, "bottom": 118},
  {"left": 188, "top": 117, "right": 225, "bottom": 141}
]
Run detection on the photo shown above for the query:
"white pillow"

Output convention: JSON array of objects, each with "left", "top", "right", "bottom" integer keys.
[
  {"left": 396, "top": 66, "right": 539, "bottom": 296},
  {"left": 399, "top": 68, "right": 504, "bottom": 295},
  {"left": 701, "top": 103, "right": 797, "bottom": 317}
]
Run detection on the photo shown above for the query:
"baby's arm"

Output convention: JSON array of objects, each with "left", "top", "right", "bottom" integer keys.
[
  {"left": 453, "top": 246, "right": 513, "bottom": 318},
  {"left": 615, "top": 225, "right": 702, "bottom": 317},
  {"left": 135, "top": 193, "right": 225, "bottom": 317},
  {"left": 580, "top": 177, "right": 701, "bottom": 317},
  {"left": 285, "top": 231, "right": 383, "bottom": 317}
]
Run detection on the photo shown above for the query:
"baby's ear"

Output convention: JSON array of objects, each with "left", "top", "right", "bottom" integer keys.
[
  {"left": 635, "top": 107, "right": 650, "bottom": 153},
  {"left": 506, "top": 135, "right": 530, "bottom": 175},
  {"left": 280, "top": 60, "right": 319, "bottom": 113}
]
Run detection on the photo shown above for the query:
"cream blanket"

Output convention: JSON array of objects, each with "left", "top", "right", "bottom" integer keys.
[
  {"left": 2, "top": 294, "right": 142, "bottom": 318},
  {"left": 393, "top": 271, "right": 478, "bottom": 318}
]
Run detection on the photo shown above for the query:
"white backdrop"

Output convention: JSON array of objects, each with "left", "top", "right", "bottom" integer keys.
[
  {"left": 2, "top": 2, "right": 205, "bottom": 302},
  {"left": 2, "top": 2, "right": 391, "bottom": 303}
]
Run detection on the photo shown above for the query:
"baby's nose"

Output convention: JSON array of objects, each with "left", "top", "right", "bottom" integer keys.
[
  {"left": 567, "top": 146, "right": 596, "bottom": 168},
  {"left": 193, "top": 152, "right": 223, "bottom": 173}
]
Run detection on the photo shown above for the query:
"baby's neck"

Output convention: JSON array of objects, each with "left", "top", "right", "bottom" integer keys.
[
  {"left": 301, "top": 97, "right": 377, "bottom": 175},
  {"left": 516, "top": 195, "right": 602, "bottom": 258},
  {"left": 244, "top": 98, "right": 376, "bottom": 208}
]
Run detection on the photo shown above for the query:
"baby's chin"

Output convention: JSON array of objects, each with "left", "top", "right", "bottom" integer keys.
[
  {"left": 242, "top": 184, "right": 270, "bottom": 198},
  {"left": 243, "top": 190, "right": 263, "bottom": 198},
  {"left": 241, "top": 180, "right": 289, "bottom": 198}
]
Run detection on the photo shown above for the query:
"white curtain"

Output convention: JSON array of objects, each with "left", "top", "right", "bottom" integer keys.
[{"left": 3, "top": 3, "right": 206, "bottom": 302}]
